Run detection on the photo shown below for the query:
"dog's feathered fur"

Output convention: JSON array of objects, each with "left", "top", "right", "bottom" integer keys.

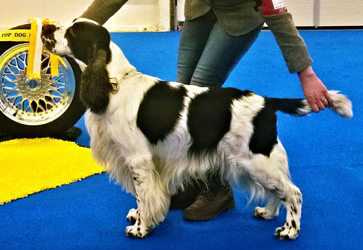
[{"left": 42, "top": 19, "right": 353, "bottom": 240}]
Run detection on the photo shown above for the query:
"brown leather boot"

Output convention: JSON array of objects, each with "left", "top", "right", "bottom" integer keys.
[
  {"left": 170, "top": 182, "right": 201, "bottom": 209},
  {"left": 183, "top": 184, "right": 235, "bottom": 221}
]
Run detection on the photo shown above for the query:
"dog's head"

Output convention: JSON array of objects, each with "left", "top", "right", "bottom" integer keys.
[
  {"left": 42, "top": 19, "right": 111, "bottom": 64},
  {"left": 42, "top": 19, "right": 113, "bottom": 114}
]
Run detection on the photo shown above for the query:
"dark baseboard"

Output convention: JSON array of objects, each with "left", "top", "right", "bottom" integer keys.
[
  {"left": 0, "top": 127, "right": 81, "bottom": 143},
  {"left": 262, "top": 26, "right": 363, "bottom": 30}
]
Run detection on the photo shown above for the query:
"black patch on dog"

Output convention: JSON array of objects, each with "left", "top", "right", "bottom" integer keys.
[
  {"left": 291, "top": 220, "right": 297, "bottom": 229},
  {"left": 187, "top": 88, "right": 252, "bottom": 155},
  {"left": 137, "top": 82, "right": 186, "bottom": 144},
  {"left": 80, "top": 50, "right": 113, "bottom": 114},
  {"left": 276, "top": 226, "right": 285, "bottom": 234},
  {"left": 291, "top": 205, "right": 298, "bottom": 214},
  {"left": 249, "top": 99, "right": 278, "bottom": 157},
  {"left": 266, "top": 97, "right": 305, "bottom": 115},
  {"left": 283, "top": 235, "right": 290, "bottom": 240},
  {"left": 65, "top": 22, "right": 112, "bottom": 64},
  {"left": 61, "top": 22, "right": 113, "bottom": 114}
]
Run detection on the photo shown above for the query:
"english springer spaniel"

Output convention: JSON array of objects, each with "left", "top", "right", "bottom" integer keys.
[{"left": 42, "top": 18, "right": 353, "bottom": 240}]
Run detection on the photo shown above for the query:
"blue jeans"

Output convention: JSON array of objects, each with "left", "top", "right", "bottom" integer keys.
[{"left": 177, "top": 11, "right": 261, "bottom": 87}]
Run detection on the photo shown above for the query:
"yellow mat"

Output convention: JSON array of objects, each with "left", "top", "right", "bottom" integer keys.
[{"left": 0, "top": 138, "right": 104, "bottom": 205}]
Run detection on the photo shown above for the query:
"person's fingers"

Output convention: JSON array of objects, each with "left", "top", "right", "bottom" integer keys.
[
  {"left": 323, "top": 90, "right": 332, "bottom": 106},
  {"left": 316, "top": 98, "right": 326, "bottom": 110},
  {"left": 312, "top": 103, "right": 319, "bottom": 112},
  {"left": 318, "top": 91, "right": 329, "bottom": 107},
  {"left": 307, "top": 96, "right": 319, "bottom": 112},
  {"left": 321, "top": 97, "right": 329, "bottom": 107}
]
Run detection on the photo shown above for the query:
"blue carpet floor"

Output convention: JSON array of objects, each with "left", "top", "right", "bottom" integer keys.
[{"left": 1, "top": 30, "right": 363, "bottom": 250}]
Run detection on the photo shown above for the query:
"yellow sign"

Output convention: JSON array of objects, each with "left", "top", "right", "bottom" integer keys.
[
  {"left": 0, "top": 30, "right": 31, "bottom": 42},
  {"left": 0, "top": 18, "right": 60, "bottom": 78}
]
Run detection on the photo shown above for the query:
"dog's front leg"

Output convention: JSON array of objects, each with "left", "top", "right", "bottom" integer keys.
[{"left": 124, "top": 155, "right": 170, "bottom": 238}]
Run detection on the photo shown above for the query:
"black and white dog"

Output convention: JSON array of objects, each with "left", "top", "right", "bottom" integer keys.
[{"left": 42, "top": 18, "right": 353, "bottom": 240}]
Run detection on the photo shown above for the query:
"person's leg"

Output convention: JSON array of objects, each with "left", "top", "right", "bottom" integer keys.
[
  {"left": 170, "top": 12, "right": 217, "bottom": 210},
  {"left": 174, "top": 13, "right": 262, "bottom": 220},
  {"left": 176, "top": 12, "right": 216, "bottom": 84},
  {"left": 190, "top": 23, "right": 261, "bottom": 87},
  {"left": 180, "top": 22, "right": 262, "bottom": 221}
]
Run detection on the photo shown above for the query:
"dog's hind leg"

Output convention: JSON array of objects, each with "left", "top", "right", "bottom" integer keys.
[
  {"left": 274, "top": 183, "right": 302, "bottom": 240},
  {"left": 254, "top": 194, "right": 281, "bottom": 220},
  {"left": 124, "top": 154, "right": 170, "bottom": 238},
  {"left": 248, "top": 163, "right": 302, "bottom": 240},
  {"left": 241, "top": 142, "right": 302, "bottom": 240}
]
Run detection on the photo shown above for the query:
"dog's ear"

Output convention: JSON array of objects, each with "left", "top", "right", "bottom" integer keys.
[{"left": 80, "top": 47, "right": 113, "bottom": 114}]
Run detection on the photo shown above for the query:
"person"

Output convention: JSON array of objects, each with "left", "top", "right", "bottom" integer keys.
[{"left": 79, "top": 0, "right": 331, "bottom": 221}]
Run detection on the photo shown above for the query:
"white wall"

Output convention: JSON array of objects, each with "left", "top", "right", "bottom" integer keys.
[
  {"left": 320, "top": 0, "right": 363, "bottom": 26},
  {"left": 288, "top": 0, "right": 363, "bottom": 27},
  {"left": 288, "top": 0, "right": 315, "bottom": 27},
  {"left": 0, "top": 0, "right": 170, "bottom": 31}
]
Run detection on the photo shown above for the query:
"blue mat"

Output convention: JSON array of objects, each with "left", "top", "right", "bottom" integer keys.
[{"left": 1, "top": 30, "right": 363, "bottom": 250}]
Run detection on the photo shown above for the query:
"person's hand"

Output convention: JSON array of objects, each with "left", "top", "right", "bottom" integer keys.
[{"left": 299, "top": 66, "right": 330, "bottom": 112}]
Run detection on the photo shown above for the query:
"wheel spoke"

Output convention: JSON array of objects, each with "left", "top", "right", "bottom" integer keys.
[
  {"left": 2, "top": 86, "right": 17, "bottom": 94},
  {"left": 3, "top": 75, "right": 16, "bottom": 83},
  {"left": 3, "top": 71, "right": 20, "bottom": 77},
  {"left": 41, "top": 54, "right": 50, "bottom": 63},
  {"left": 44, "top": 99, "right": 54, "bottom": 109},
  {"left": 7, "top": 95, "right": 22, "bottom": 106}
]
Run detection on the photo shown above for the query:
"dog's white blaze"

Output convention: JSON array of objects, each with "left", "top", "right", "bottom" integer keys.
[{"left": 52, "top": 27, "right": 71, "bottom": 55}]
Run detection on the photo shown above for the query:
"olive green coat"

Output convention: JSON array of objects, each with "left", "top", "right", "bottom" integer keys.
[{"left": 81, "top": 0, "right": 312, "bottom": 73}]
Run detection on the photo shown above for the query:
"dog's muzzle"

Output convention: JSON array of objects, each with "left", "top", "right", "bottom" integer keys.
[{"left": 41, "top": 24, "right": 58, "bottom": 52}]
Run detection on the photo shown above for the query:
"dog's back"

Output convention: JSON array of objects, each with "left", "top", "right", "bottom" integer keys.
[{"left": 87, "top": 75, "right": 352, "bottom": 192}]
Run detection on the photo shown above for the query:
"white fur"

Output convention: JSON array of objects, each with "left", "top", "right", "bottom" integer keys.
[
  {"left": 84, "top": 44, "right": 303, "bottom": 239},
  {"left": 52, "top": 27, "right": 71, "bottom": 56},
  {"left": 51, "top": 22, "right": 353, "bottom": 240}
]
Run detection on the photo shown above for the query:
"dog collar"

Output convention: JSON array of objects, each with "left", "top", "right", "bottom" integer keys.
[{"left": 109, "top": 70, "right": 139, "bottom": 94}]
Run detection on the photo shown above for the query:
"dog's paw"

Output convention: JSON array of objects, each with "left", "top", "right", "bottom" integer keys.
[
  {"left": 126, "top": 208, "right": 139, "bottom": 223},
  {"left": 274, "top": 223, "right": 300, "bottom": 240},
  {"left": 125, "top": 224, "right": 149, "bottom": 239},
  {"left": 254, "top": 207, "right": 277, "bottom": 220}
]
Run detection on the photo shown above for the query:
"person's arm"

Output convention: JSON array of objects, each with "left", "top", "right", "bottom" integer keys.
[
  {"left": 262, "top": 2, "right": 330, "bottom": 112},
  {"left": 264, "top": 12, "right": 312, "bottom": 74},
  {"left": 80, "top": 0, "right": 128, "bottom": 25}
]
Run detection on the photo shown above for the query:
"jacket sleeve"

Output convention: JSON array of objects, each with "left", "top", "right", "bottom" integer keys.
[
  {"left": 80, "top": 0, "right": 128, "bottom": 25},
  {"left": 264, "top": 12, "right": 313, "bottom": 73}
]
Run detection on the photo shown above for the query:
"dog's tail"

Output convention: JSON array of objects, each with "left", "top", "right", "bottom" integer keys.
[{"left": 266, "top": 90, "right": 353, "bottom": 118}]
